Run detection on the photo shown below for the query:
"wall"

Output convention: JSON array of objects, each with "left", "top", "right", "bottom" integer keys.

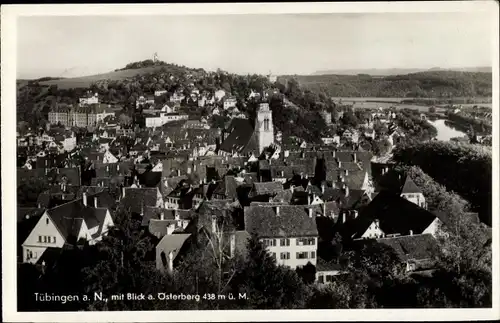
[
  {"left": 22, "top": 211, "right": 65, "bottom": 263},
  {"left": 263, "top": 237, "right": 318, "bottom": 269},
  {"left": 360, "top": 221, "right": 385, "bottom": 239}
]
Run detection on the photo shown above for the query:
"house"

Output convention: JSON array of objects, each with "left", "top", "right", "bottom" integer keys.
[
  {"left": 341, "top": 129, "right": 359, "bottom": 144},
  {"left": 375, "top": 234, "right": 441, "bottom": 273},
  {"left": 121, "top": 187, "right": 164, "bottom": 215},
  {"left": 155, "top": 90, "right": 168, "bottom": 97},
  {"left": 136, "top": 95, "right": 155, "bottom": 108},
  {"left": 244, "top": 204, "right": 319, "bottom": 269},
  {"left": 219, "top": 103, "right": 274, "bottom": 156},
  {"left": 340, "top": 190, "right": 442, "bottom": 242},
  {"left": 155, "top": 233, "right": 192, "bottom": 273},
  {"left": 214, "top": 89, "right": 226, "bottom": 101},
  {"left": 79, "top": 93, "right": 99, "bottom": 106},
  {"left": 249, "top": 181, "right": 284, "bottom": 200},
  {"left": 223, "top": 96, "right": 237, "bottom": 110},
  {"left": 145, "top": 113, "right": 189, "bottom": 128},
  {"left": 169, "top": 92, "right": 185, "bottom": 104},
  {"left": 315, "top": 259, "right": 347, "bottom": 284},
  {"left": 399, "top": 175, "right": 427, "bottom": 209},
  {"left": 21, "top": 192, "right": 114, "bottom": 264},
  {"left": 211, "top": 176, "right": 239, "bottom": 201}
]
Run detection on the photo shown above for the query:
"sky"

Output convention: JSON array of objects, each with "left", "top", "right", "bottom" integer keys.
[{"left": 17, "top": 12, "right": 494, "bottom": 79}]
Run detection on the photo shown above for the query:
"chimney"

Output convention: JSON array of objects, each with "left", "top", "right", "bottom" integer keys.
[
  {"left": 322, "top": 202, "right": 326, "bottom": 217},
  {"left": 284, "top": 150, "right": 289, "bottom": 158},
  {"left": 275, "top": 206, "right": 280, "bottom": 216},
  {"left": 353, "top": 210, "right": 358, "bottom": 219},
  {"left": 409, "top": 230, "right": 413, "bottom": 236},
  {"left": 290, "top": 185, "right": 295, "bottom": 193},
  {"left": 342, "top": 212, "right": 346, "bottom": 224},
  {"left": 338, "top": 161, "right": 342, "bottom": 168},
  {"left": 353, "top": 153, "right": 357, "bottom": 163},
  {"left": 161, "top": 211, "right": 165, "bottom": 221},
  {"left": 177, "top": 169, "right": 181, "bottom": 177},
  {"left": 308, "top": 207, "right": 314, "bottom": 218},
  {"left": 82, "top": 192, "right": 88, "bottom": 206},
  {"left": 94, "top": 196, "right": 98, "bottom": 208},
  {"left": 187, "top": 167, "right": 192, "bottom": 174},
  {"left": 308, "top": 195, "right": 312, "bottom": 205},
  {"left": 321, "top": 183, "right": 326, "bottom": 194},
  {"left": 122, "top": 187, "right": 126, "bottom": 198},
  {"left": 344, "top": 185, "right": 349, "bottom": 197},
  {"left": 167, "top": 251, "right": 174, "bottom": 274},
  {"left": 345, "top": 169, "right": 349, "bottom": 176}
]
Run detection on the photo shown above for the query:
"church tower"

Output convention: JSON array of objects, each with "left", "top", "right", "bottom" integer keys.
[{"left": 255, "top": 103, "right": 274, "bottom": 153}]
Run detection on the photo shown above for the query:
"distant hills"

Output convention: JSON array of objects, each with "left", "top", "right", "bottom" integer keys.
[
  {"left": 278, "top": 70, "right": 493, "bottom": 98},
  {"left": 312, "top": 67, "right": 492, "bottom": 76}
]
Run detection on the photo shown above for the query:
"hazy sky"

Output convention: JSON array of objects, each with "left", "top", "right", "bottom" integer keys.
[{"left": 17, "top": 12, "right": 494, "bottom": 79}]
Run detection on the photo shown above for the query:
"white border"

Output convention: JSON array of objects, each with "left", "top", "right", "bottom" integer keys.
[{"left": 2, "top": 2, "right": 499, "bottom": 322}]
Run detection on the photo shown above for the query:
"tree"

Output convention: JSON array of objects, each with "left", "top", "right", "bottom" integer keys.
[
  {"left": 227, "top": 235, "right": 309, "bottom": 309},
  {"left": 81, "top": 207, "right": 165, "bottom": 311}
]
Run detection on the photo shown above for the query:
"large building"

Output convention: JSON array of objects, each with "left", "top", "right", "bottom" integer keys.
[
  {"left": 48, "top": 104, "right": 115, "bottom": 128},
  {"left": 145, "top": 113, "right": 189, "bottom": 128},
  {"left": 244, "top": 204, "right": 319, "bottom": 269},
  {"left": 219, "top": 103, "right": 274, "bottom": 156}
]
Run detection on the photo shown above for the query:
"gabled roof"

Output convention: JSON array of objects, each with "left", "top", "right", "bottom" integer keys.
[
  {"left": 400, "top": 175, "right": 422, "bottom": 194},
  {"left": 156, "top": 233, "right": 192, "bottom": 261},
  {"left": 219, "top": 118, "right": 258, "bottom": 154},
  {"left": 252, "top": 181, "right": 283, "bottom": 196},
  {"left": 212, "top": 176, "right": 239, "bottom": 199},
  {"left": 341, "top": 190, "right": 438, "bottom": 240},
  {"left": 45, "top": 198, "right": 110, "bottom": 242},
  {"left": 121, "top": 187, "right": 159, "bottom": 214},
  {"left": 375, "top": 234, "right": 441, "bottom": 262},
  {"left": 244, "top": 205, "right": 319, "bottom": 238}
]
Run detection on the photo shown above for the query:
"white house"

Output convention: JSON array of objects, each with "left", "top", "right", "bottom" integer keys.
[
  {"left": 214, "top": 90, "right": 226, "bottom": 102},
  {"left": 244, "top": 205, "right": 319, "bottom": 269},
  {"left": 223, "top": 97, "right": 237, "bottom": 110},
  {"left": 22, "top": 193, "right": 114, "bottom": 264}
]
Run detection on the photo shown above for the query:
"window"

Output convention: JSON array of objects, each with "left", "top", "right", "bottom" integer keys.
[
  {"left": 53, "top": 236, "right": 56, "bottom": 244},
  {"left": 264, "top": 118, "right": 270, "bottom": 131},
  {"left": 296, "top": 238, "right": 315, "bottom": 246},
  {"left": 318, "top": 275, "right": 324, "bottom": 283},
  {"left": 263, "top": 239, "right": 276, "bottom": 247},
  {"left": 311, "top": 251, "right": 316, "bottom": 259},
  {"left": 326, "top": 275, "right": 334, "bottom": 282},
  {"left": 280, "top": 252, "right": 290, "bottom": 260},
  {"left": 280, "top": 238, "right": 290, "bottom": 247},
  {"left": 38, "top": 236, "right": 42, "bottom": 243},
  {"left": 296, "top": 252, "right": 309, "bottom": 259}
]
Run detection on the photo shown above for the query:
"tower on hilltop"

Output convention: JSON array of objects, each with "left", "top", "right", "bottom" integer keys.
[
  {"left": 255, "top": 103, "right": 274, "bottom": 153},
  {"left": 153, "top": 52, "right": 158, "bottom": 63}
]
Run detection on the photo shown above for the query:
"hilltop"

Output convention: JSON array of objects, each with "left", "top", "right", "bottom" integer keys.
[
  {"left": 37, "top": 60, "right": 205, "bottom": 90},
  {"left": 279, "top": 71, "right": 493, "bottom": 98}
]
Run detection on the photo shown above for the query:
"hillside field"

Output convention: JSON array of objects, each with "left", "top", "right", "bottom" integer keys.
[{"left": 39, "top": 66, "right": 179, "bottom": 89}]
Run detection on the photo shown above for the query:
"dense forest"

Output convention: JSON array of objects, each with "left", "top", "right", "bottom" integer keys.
[
  {"left": 392, "top": 141, "right": 492, "bottom": 226},
  {"left": 279, "top": 71, "right": 492, "bottom": 98}
]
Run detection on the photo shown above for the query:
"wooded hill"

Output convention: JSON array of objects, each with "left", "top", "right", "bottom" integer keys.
[{"left": 278, "top": 71, "right": 492, "bottom": 98}]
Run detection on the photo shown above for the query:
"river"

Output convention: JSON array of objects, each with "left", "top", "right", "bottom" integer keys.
[{"left": 427, "top": 119, "right": 467, "bottom": 141}]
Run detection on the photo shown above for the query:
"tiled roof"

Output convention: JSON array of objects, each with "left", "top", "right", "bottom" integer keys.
[
  {"left": 46, "top": 198, "right": 109, "bottom": 242},
  {"left": 121, "top": 187, "right": 159, "bottom": 214},
  {"left": 149, "top": 219, "right": 178, "bottom": 237},
  {"left": 400, "top": 175, "right": 422, "bottom": 194},
  {"left": 341, "top": 191, "right": 438, "bottom": 240},
  {"left": 252, "top": 181, "right": 283, "bottom": 196},
  {"left": 244, "top": 205, "right": 318, "bottom": 238},
  {"left": 156, "top": 233, "right": 192, "bottom": 261},
  {"left": 212, "top": 176, "right": 239, "bottom": 200},
  {"left": 219, "top": 118, "right": 258, "bottom": 154},
  {"left": 376, "top": 234, "right": 441, "bottom": 262}
]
